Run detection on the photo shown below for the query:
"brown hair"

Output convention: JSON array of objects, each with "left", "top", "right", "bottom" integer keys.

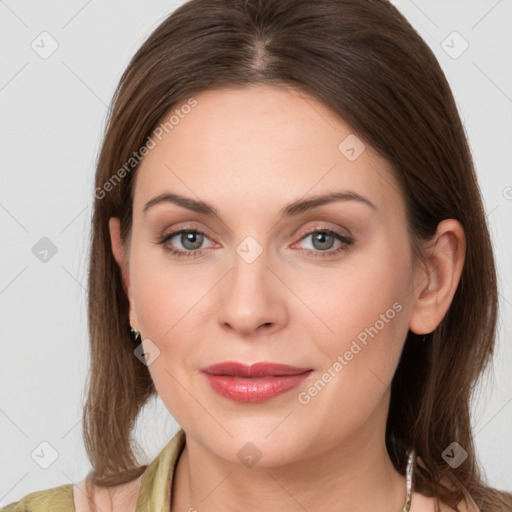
[{"left": 83, "top": 1, "right": 512, "bottom": 510}]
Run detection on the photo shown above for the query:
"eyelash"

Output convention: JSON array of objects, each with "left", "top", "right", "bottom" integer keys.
[{"left": 153, "top": 225, "right": 354, "bottom": 259}]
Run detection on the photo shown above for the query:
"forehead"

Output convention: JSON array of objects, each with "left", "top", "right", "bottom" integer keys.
[{"left": 133, "top": 84, "right": 404, "bottom": 220}]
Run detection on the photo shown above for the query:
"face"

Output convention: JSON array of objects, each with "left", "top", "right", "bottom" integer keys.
[{"left": 111, "top": 84, "right": 420, "bottom": 466}]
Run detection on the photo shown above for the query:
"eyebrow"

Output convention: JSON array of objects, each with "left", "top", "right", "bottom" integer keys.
[{"left": 142, "top": 190, "right": 377, "bottom": 218}]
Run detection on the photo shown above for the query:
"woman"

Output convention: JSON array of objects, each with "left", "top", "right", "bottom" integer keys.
[{"left": 3, "top": 0, "right": 511, "bottom": 511}]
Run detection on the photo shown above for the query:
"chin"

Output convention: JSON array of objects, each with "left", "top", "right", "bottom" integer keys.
[{"left": 202, "top": 422, "right": 309, "bottom": 467}]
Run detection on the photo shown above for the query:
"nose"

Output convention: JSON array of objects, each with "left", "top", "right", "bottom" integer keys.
[{"left": 216, "top": 244, "right": 287, "bottom": 338}]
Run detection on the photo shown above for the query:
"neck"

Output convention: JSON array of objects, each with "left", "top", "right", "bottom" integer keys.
[{"left": 171, "top": 403, "right": 407, "bottom": 511}]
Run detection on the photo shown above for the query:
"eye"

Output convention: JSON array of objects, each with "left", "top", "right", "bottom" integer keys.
[
  {"left": 153, "top": 228, "right": 215, "bottom": 258},
  {"left": 293, "top": 228, "right": 353, "bottom": 258}
]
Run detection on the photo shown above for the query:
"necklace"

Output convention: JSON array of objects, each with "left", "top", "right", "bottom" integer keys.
[{"left": 402, "top": 449, "right": 416, "bottom": 512}]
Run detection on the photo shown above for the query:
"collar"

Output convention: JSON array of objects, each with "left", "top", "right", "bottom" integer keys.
[{"left": 135, "top": 427, "right": 186, "bottom": 512}]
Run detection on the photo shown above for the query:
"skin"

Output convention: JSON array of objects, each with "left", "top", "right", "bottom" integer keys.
[{"left": 107, "top": 84, "right": 467, "bottom": 512}]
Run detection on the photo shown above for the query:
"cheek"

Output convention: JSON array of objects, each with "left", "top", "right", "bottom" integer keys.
[
  {"left": 301, "top": 236, "right": 412, "bottom": 380},
  {"left": 291, "top": 244, "right": 412, "bottom": 440},
  {"left": 129, "top": 242, "right": 209, "bottom": 340},
  {"left": 128, "top": 247, "right": 204, "bottom": 421}
]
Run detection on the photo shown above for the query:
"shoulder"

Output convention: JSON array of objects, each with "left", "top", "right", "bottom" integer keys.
[
  {"left": 0, "top": 476, "right": 143, "bottom": 512},
  {"left": 73, "top": 475, "right": 143, "bottom": 512},
  {"left": 0, "top": 483, "right": 74, "bottom": 511}
]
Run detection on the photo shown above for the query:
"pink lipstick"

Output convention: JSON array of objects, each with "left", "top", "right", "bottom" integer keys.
[{"left": 201, "top": 361, "right": 313, "bottom": 403}]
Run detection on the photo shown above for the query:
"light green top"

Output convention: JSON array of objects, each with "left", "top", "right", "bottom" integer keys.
[{"left": 1, "top": 428, "right": 186, "bottom": 512}]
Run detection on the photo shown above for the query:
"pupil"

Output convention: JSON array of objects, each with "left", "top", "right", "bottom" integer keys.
[
  {"left": 314, "top": 232, "right": 333, "bottom": 250},
  {"left": 182, "top": 231, "right": 203, "bottom": 250}
]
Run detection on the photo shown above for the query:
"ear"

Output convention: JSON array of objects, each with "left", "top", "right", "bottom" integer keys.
[
  {"left": 409, "top": 219, "right": 466, "bottom": 335},
  {"left": 109, "top": 217, "right": 138, "bottom": 330}
]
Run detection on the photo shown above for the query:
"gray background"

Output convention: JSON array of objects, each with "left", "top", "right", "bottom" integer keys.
[{"left": 0, "top": 0, "right": 511, "bottom": 505}]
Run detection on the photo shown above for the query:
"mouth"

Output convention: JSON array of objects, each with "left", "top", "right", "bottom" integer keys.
[
  {"left": 201, "top": 361, "right": 313, "bottom": 377},
  {"left": 201, "top": 361, "right": 313, "bottom": 403}
]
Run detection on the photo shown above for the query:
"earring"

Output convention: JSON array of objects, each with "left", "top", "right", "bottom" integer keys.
[{"left": 130, "top": 325, "right": 140, "bottom": 341}]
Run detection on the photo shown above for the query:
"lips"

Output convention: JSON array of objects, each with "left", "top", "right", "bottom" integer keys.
[
  {"left": 201, "top": 362, "right": 313, "bottom": 403},
  {"left": 201, "top": 361, "right": 312, "bottom": 377}
]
